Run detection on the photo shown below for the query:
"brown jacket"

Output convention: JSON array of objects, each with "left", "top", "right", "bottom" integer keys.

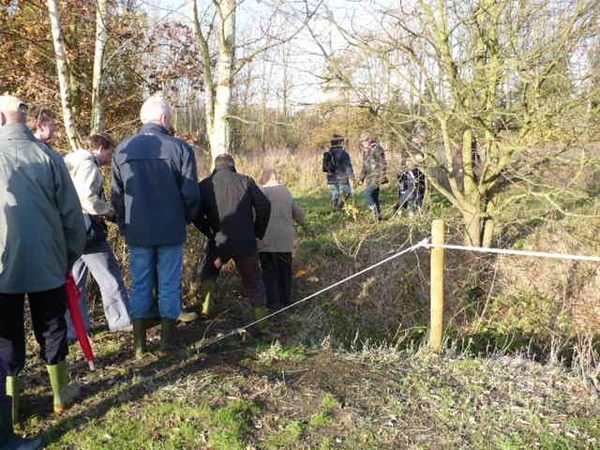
[{"left": 258, "top": 182, "right": 305, "bottom": 253}]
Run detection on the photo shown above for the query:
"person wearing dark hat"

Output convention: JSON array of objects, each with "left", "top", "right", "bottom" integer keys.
[
  {"left": 193, "top": 154, "right": 273, "bottom": 334},
  {"left": 0, "top": 95, "right": 86, "bottom": 421},
  {"left": 323, "top": 134, "right": 354, "bottom": 211},
  {"left": 358, "top": 132, "right": 387, "bottom": 221}
]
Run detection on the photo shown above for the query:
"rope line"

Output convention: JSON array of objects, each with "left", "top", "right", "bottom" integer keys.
[
  {"left": 424, "top": 243, "right": 600, "bottom": 263},
  {"left": 196, "top": 238, "right": 430, "bottom": 350}
]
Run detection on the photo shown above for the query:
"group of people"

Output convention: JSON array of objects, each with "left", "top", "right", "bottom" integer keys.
[
  {"left": 322, "top": 133, "right": 426, "bottom": 220},
  {"left": 0, "top": 94, "right": 305, "bottom": 448}
]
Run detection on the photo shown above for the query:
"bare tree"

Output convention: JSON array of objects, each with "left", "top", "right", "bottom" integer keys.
[
  {"left": 90, "top": 0, "right": 109, "bottom": 134},
  {"left": 47, "top": 0, "right": 81, "bottom": 150},
  {"left": 315, "top": 0, "right": 600, "bottom": 246}
]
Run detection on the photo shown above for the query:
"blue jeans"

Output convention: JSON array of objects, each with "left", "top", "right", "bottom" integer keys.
[
  {"left": 129, "top": 244, "right": 184, "bottom": 320},
  {"left": 330, "top": 182, "right": 352, "bottom": 209},
  {"left": 362, "top": 185, "right": 381, "bottom": 216}
]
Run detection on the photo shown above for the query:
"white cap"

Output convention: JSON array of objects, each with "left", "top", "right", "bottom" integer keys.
[{"left": 0, "top": 95, "right": 28, "bottom": 113}]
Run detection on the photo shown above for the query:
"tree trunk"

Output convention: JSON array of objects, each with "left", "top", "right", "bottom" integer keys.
[
  {"left": 47, "top": 0, "right": 80, "bottom": 151},
  {"left": 210, "top": 0, "right": 236, "bottom": 158},
  {"left": 90, "top": 0, "right": 109, "bottom": 134}
]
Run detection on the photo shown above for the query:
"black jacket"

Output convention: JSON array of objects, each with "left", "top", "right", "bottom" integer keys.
[{"left": 193, "top": 165, "right": 271, "bottom": 258}]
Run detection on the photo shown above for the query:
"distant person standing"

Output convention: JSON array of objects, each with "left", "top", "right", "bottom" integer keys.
[
  {"left": 0, "top": 95, "right": 86, "bottom": 419},
  {"left": 193, "top": 154, "right": 272, "bottom": 334},
  {"left": 392, "top": 158, "right": 426, "bottom": 216},
  {"left": 322, "top": 134, "right": 354, "bottom": 211},
  {"left": 358, "top": 133, "right": 387, "bottom": 221},
  {"left": 64, "top": 133, "right": 132, "bottom": 341},
  {"left": 258, "top": 168, "right": 306, "bottom": 311},
  {"left": 112, "top": 95, "right": 201, "bottom": 357}
]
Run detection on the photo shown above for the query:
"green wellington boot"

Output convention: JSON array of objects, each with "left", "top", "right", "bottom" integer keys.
[
  {"left": 178, "top": 310, "right": 198, "bottom": 323},
  {"left": 5, "top": 376, "right": 18, "bottom": 424},
  {"left": 159, "top": 319, "right": 177, "bottom": 353},
  {"left": 200, "top": 280, "right": 216, "bottom": 318},
  {"left": 253, "top": 306, "right": 272, "bottom": 335},
  {"left": 46, "top": 361, "right": 81, "bottom": 414},
  {"left": 133, "top": 319, "right": 148, "bottom": 358},
  {"left": 0, "top": 399, "right": 44, "bottom": 449}
]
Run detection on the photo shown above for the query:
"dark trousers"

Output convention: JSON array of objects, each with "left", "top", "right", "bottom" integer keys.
[
  {"left": 200, "top": 248, "right": 267, "bottom": 308},
  {"left": 0, "top": 286, "right": 69, "bottom": 376},
  {"left": 259, "top": 252, "right": 292, "bottom": 310}
]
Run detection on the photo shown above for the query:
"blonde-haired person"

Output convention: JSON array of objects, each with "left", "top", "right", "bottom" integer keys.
[{"left": 258, "top": 168, "right": 306, "bottom": 311}]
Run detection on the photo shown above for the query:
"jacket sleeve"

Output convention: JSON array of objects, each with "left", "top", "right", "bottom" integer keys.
[
  {"left": 249, "top": 178, "right": 271, "bottom": 239},
  {"left": 51, "top": 153, "right": 86, "bottom": 269},
  {"left": 111, "top": 150, "right": 125, "bottom": 229},
  {"left": 377, "top": 145, "right": 387, "bottom": 176},
  {"left": 68, "top": 154, "right": 112, "bottom": 216},
  {"left": 179, "top": 143, "right": 201, "bottom": 224},
  {"left": 292, "top": 199, "right": 306, "bottom": 226},
  {"left": 343, "top": 151, "right": 354, "bottom": 179},
  {"left": 192, "top": 182, "right": 213, "bottom": 239}
]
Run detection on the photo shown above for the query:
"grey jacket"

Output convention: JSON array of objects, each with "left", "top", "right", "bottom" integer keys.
[
  {"left": 0, "top": 124, "right": 86, "bottom": 293},
  {"left": 258, "top": 182, "right": 305, "bottom": 253}
]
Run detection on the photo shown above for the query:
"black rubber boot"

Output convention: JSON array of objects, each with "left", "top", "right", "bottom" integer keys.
[
  {"left": 133, "top": 319, "right": 148, "bottom": 358},
  {"left": 159, "top": 319, "right": 177, "bottom": 353}
]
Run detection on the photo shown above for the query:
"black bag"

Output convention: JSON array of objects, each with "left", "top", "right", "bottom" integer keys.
[
  {"left": 322, "top": 150, "right": 337, "bottom": 174},
  {"left": 85, "top": 214, "right": 108, "bottom": 242}
]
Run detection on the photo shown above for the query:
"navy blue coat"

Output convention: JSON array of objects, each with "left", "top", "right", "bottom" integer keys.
[
  {"left": 112, "top": 123, "right": 201, "bottom": 247},
  {"left": 326, "top": 145, "right": 354, "bottom": 185}
]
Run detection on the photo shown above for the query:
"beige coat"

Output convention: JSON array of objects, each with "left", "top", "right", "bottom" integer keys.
[{"left": 258, "top": 182, "right": 305, "bottom": 253}]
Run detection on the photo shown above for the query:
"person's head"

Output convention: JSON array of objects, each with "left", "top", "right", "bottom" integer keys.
[
  {"left": 0, "top": 95, "right": 28, "bottom": 127},
  {"left": 331, "top": 134, "right": 345, "bottom": 147},
  {"left": 359, "top": 132, "right": 374, "bottom": 148},
  {"left": 214, "top": 153, "right": 235, "bottom": 170},
  {"left": 260, "top": 168, "right": 278, "bottom": 185},
  {"left": 88, "top": 133, "right": 115, "bottom": 166},
  {"left": 30, "top": 107, "right": 57, "bottom": 143},
  {"left": 140, "top": 95, "right": 172, "bottom": 130}
]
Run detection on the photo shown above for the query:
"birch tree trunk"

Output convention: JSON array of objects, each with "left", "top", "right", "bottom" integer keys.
[
  {"left": 47, "top": 0, "right": 80, "bottom": 151},
  {"left": 192, "top": 0, "right": 236, "bottom": 160},
  {"left": 90, "top": 0, "right": 109, "bottom": 134}
]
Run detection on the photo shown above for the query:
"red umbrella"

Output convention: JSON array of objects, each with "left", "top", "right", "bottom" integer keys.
[{"left": 66, "top": 273, "right": 96, "bottom": 370}]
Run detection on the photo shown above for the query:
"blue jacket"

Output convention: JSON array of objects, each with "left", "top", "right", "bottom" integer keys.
[
  {"left": 326, "top": 145, "right": 354, "bottom": 185},
  {"left": 112, "top": 123, "right": 201, "bottom": 247}
]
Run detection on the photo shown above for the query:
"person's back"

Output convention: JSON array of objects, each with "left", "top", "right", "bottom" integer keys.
[
  {"left": 0, "top": 112, "right": 84, "bottom": 293},
  {"left": 196, "top": 158, "right": 270, "bottom": 258},
  {"left": 259, "top": 180, "right": 305, "bottom": 253},
  {"left": 112, "top": 125, "right": 199, "bottom": 247}
]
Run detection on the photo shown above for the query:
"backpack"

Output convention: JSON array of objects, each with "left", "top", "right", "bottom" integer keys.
[{"left": 322, "top": 149, "right": 337, "bottom": 174}]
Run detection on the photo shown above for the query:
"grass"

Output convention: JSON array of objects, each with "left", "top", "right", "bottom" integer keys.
[{"left": 12, "top": 164, "right": 600, "bottom": 448}]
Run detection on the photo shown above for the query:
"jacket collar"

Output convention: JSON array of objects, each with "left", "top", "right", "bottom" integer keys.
[
  {"left": 139, "top": 122, "right": 169, "bottom": 135},
  {"left": 0, "top": 123, "right": 35, "bottom": 140},
  {"left": 213, "top": 164, "right": 236, "bottom": 174}
]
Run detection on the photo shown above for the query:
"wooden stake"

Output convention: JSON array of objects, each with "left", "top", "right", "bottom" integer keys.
[{"left": 429, "top": 219, "right": 445, "bottom": 352}]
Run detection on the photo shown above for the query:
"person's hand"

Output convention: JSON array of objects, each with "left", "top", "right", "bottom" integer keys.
[{"left": 102, "top": 210, "right": 117, "bottom": 223}]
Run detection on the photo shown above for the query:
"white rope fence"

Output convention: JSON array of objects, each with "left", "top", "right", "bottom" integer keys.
[
  {"left": 197, "top": 238, "right": 431, "bottom": 350},
  {"left": 197, "top": 228, "right": 600, "bottom": 352},
  {"left": 424, "top": 242, "right": 600, "bottom": 263}
]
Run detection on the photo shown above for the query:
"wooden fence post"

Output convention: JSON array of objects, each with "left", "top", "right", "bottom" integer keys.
[{"left": 429, "top": 219, "right": 445, "bottom": 351}]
